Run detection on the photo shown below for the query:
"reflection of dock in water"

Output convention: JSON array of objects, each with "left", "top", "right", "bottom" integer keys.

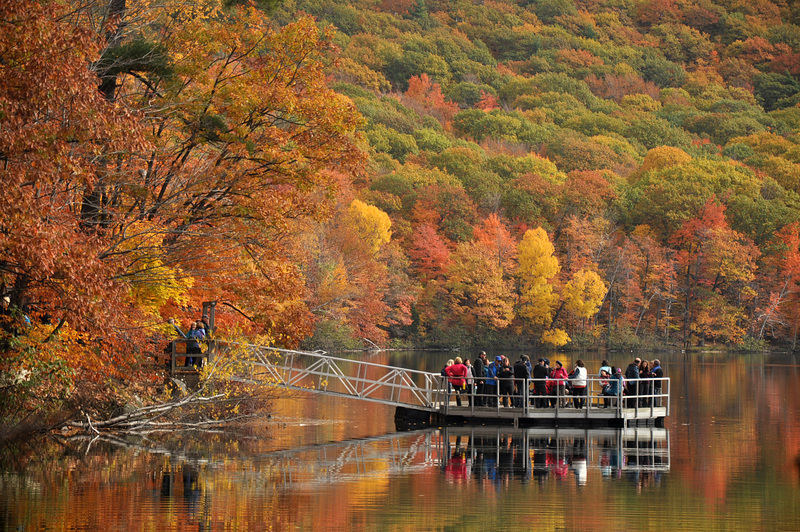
[
  {"left": 440, "top": 426, "right": 669, "bottom": 485},
  {"left": 257, "top": 427, "right": 669, "bottom": 488}
]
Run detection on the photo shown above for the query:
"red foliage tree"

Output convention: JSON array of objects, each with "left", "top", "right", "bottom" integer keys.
[
  {"left": 408, "top": 224, "right": 452, "bottom": 282},
  {"left": 402, "top": 74, "right": 460, "bottom": 128}
]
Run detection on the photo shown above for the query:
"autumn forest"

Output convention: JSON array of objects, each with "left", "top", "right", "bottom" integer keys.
[{"left": 3, "top": 0, "right": 800, "bottom": 420}]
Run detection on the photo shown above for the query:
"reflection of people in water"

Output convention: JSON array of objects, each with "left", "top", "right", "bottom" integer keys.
[
  {"left": 161, "top": 471, "right": 174, "bottom": 498},
  {"left": 183, "top": 464, "right": 201, "bottom": 515},
  {"left": 444, "top": 449, "right": 469, "bottom": 483},
  {"left": 160, "top": 463, "right": 202, "bottom": 516},
  {"left": 444, "top": 436, "right": 470, "bottom": 483},
  {"left": 441, "top": 428, "right": 668, "bottom": 487},
  {"left": 572, "top": 453, "right": 587, "bottom": 486},
  {"left": 628, "top": 470, "right": 663, "bottom": 493}
]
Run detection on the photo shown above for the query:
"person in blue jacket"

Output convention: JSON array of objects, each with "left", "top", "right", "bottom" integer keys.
[
  {"left": 603, "top": 367, "right": 623, "bottom": 408},
  {"left": 483, "top": 356, "right": 501, "bottom": 407},
  {"left": 170, "top": 318, "right": 204, "bottom": 367}
]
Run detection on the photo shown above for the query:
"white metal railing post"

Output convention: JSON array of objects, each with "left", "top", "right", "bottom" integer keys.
[
  {"left": 522, "top": 381, "right": 528, "bottom": 414},
  {"left": 442, "top": 375, "right": 448, "bottom": 414}
]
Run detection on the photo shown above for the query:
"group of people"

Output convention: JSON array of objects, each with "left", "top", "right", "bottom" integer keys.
[
  {"left": 169, "top": 316, "right": 211, "bottom": 367},
  {"left": 442, "top": 353, "right": 664, "bottom": 409},
  {"left": 622, "top": 357, "right": 664, "bottom": 407}
]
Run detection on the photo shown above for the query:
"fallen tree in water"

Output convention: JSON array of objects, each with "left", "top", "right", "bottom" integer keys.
[{"left": 63, "top": 346, "right": 280, "bottom": 437}]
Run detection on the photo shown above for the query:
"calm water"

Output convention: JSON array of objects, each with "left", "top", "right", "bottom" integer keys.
[{"left": 1, "top": 351, "right": 800, "bottom": 531}]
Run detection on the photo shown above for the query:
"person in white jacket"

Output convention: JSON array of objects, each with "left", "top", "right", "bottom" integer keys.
[{"left": 570, "top": 359, "right": 588, "bottom": 408}]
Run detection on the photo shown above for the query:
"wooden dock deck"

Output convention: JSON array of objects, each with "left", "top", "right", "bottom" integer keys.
[{"left": 428, "top": 403, "right": 669, "bottom": 428}]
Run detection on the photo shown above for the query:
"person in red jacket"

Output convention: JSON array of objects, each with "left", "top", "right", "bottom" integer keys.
[
  {"left": 550, "top": 360, "right": 570, "bottom": 407},
  {"left": 445, "top": 357, "right": 469, "bottom": 407}
]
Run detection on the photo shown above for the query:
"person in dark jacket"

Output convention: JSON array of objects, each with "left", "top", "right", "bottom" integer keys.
[
  {"left": 473, "top": 352, "right": 487, "bottom": 406},
  {"left": 497, "top": 357, "right": 515, "bottom": 407},
  {"left": 625, "top": 358, "right": 640, "bottom": 407},
  {"left": 651, "top": 359, "right": 664, "bottom": 406},
  {"left": 532, "top": 358, "right": 549, "bottom": 408},
  {"left": 639, "top": 359, "right": 652, "bottom": 407},
  {"left": 513, "top": 355, "right": 531, "bottom": 407}
]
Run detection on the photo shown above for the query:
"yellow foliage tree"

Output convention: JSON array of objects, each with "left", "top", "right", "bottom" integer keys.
[
  {"left": 541, "top": 328, "right": 571, "bottom": 347},
  {"left": 119, "top": 222, "right": 195, "bottom": 317},
  {"left": 563, "top": 268, "right": 607, "bottom": 319},
  {"left": 348, "top": 199, "right": 392, "bottom": 255},
  {"left": 633, "top": 146, "right": 693, "bottom": 180},
  {"left": 517, "top": 227, "right": 560, "bottom": 327}
]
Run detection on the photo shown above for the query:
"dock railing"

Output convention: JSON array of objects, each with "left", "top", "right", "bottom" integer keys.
[
  {"left": 438, "top": 375, "right": 670, "bottom": 417},
  {"left": 165, "top": 339, "right": 217, "bottom": 374}
]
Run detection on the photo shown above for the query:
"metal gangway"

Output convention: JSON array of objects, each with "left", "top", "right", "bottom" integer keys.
[
  {"left": 199, "top": 344, "right": 669, "bottom": 428},
  {"left": 227, "top": 343, "right": 444, "bottom": 412}
]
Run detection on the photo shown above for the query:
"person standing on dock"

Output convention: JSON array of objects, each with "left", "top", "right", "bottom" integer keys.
[
  {"left": 170, "top": 318, "right": 203, "bottom": 367},
  {"left": 639, "top": 360, "right": 652, "bottom": 407},
  {"left": 513, "top": 355, "right": 530, "bottom": 407},
  {"left": 570, "top": 360, "right": 588, "bottom": 408},
  {"left": 550, "top": 360, "right": 569, "bottom": 407},
  {"left": 484, "top": 356, "right": 501, "bottom": 407},
  {"left": 604, "top": 367, "right": 623, "bottom": 407},
  {"left": 532, "top": 358, "right": 549, "bottom": 408},
  {"left": 473, "top": 352, "right": 487, "bottom": 406},
  {"left": 652, "top": 359, "right": 664, "bottom": 406},
  {"left": 497, "top": 357, "right": 515, "bottom": 407},
  {"left": 625, "top": 357, "right": 640, "bottom": 407},
  {"left": 445, "top": 357, "right": 468, "bottom": 407}
]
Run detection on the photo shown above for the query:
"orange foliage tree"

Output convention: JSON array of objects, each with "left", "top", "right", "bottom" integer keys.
[
  {"left": 670, "top": 199, "right": 760, "bottom": 345},
  {"left": 104, "top": 4, "right": 366, "bottom": 346},
  {"left": 401, "top": 74, "right": 460, "bottom": 129},
  {"left": 0, "top": 0, "right": 151, "bottom": 418},
  {"left": 408, "top": 224, "right": 452, "bottom": 282},
  {"left": 1, "top": 1, "right": 368, "bottom": 420},
  {"left": 757, "top": 222, "right": 800, "bottom": 345}
]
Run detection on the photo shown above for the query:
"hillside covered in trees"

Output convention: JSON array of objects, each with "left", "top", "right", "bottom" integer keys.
[
  {"left": 279, "top": 0, "right": 800, "bottom": 352},
  {"left": 3, "top": 0, "right": 800, "bottom": 419}
]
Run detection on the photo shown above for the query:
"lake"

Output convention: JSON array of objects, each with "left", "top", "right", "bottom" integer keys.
[{"left": 1, "top": 350, "right": 799, "bottom": 530}]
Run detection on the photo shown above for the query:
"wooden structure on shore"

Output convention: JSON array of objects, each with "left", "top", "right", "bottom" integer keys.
[{"left": 166, "top": 342, "right": 669, "bottom": 429}]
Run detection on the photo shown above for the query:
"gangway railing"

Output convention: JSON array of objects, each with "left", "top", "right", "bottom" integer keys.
[{"left": 223, "top": 343, "right": 446, "bottom": 411}]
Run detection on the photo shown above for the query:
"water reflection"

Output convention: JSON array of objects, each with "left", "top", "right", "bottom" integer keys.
[
  {"left": 254, "top": 426, "right": 669, "bottom": 489},
  {"left": 3, "top": 352, "right": 800, "bottom": 530},
  {"left": 440, "top": 427, "right": 668, "bottom": 489}
]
